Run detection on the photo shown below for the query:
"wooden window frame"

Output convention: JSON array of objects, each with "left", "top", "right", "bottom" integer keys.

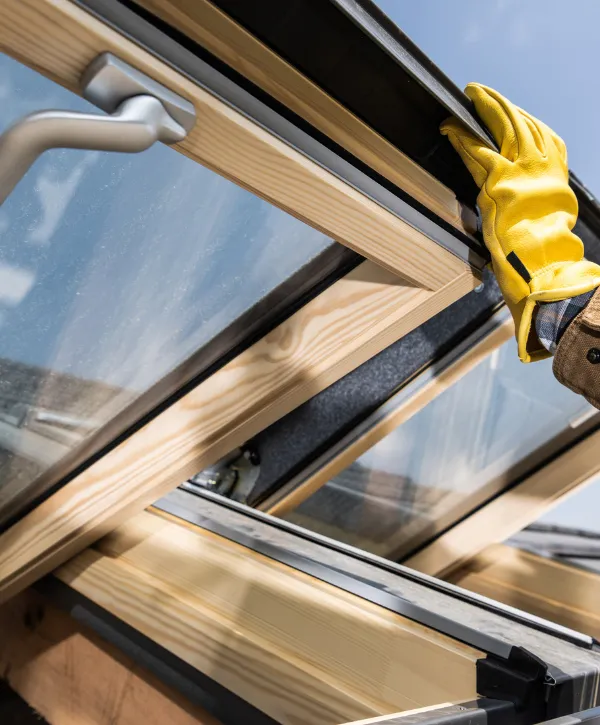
[
  {"left": 0, "top": 0, "right": 479, "bottom": 600},
  {"left": 406, "top": 427, "right": 600, "bottom": 578},
  {"left": 451, "top": 543, "right": 600, "bottom": 640},
  {"left": 52, "top": 508, "right": 481, "bottom": 725},
  {"left": 130, "top": 0, "right": 474, "bottom": 235},
  {"left": 1, "top": 0, "right": 474, "bottom": 290}
]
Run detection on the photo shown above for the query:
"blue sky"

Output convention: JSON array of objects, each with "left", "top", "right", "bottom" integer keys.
[
  {"left": 376, "top": 0, "right": 600, "bottom": 530},
  {"left": 377, "top": 0, "right": 600, "bottom": 197}
]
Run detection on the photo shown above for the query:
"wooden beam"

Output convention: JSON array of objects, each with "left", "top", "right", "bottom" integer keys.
[
  {"left": 264, "top": 315, "right": 513, "bottom": 517},
  {"left": 134, "top": 0, "right": 473, "bottom": 235},
  {"left": 406, "top": 428, "right": 600, "bottom": 578},
  {"left": 0, "top": 262, "right": 477, "bottom": 603},
  {"left": 0, "top": 589, "right": 221, "bottom": 725},
  {"left": 53, "top": 510, "right": 481, "bottom": 725},
  {"left": 0, "top": 0, "right": 470, "bottom": 289},
  {"left": 451, "top": 544, "right": 600, "bottom": 640}
]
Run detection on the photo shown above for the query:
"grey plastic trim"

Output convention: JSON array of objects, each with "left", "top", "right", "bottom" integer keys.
[
  {"left": 157, "top": 488, "right": 516, "bottom": 659},
  {"left": 0, "top": 53, "right": 193, "bottom": 206},
  {"left": 171, "top": 486, "right": 595, "bottom": 651},
  {"left": 74, "top": 0, "right": 486, "bottom": 270},
  {"left": 542, "top": 707, "right": 600, "bottom": 724}
]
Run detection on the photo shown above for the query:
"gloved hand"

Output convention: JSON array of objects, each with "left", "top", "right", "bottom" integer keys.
[{"left": 441, "top": 83, "right": 600, "bottom": 362}]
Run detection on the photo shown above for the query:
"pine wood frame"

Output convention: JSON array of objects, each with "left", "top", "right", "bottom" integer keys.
[
  {"left": 406, "top": 427, "right": 600, "bottom": 578},
  {"left": 0, "top": 0, "right": 478, "bottom": 601},
  {"left": 451, "top": 544, "right": 600, "bottom": 640},
  {"left": 53, "top": 509, "right": 481, "bottom": 725},
  {"left": 133, "top": 0, "right": 474, "bottom": 235}
]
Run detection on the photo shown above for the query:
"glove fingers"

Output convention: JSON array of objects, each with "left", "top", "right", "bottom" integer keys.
[
  {"left": 519, "top": 112, "right": 546, "bottom": 156},
  {"left": 518, "top": 105, "right": 569, "bottom": 167},
  {"left": 466, "top": 83, "right": 534, "bottom": 162},
  {"left": 440, "top": 117, "right": 500, "bottom": 188}
]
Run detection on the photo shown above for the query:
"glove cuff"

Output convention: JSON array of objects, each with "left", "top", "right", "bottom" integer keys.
[{"left": 515, "top": 261, "right": 600, "bottom": 362}]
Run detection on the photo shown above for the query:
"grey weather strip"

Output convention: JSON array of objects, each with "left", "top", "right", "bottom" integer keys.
[
  {"left": 74, "top": 0, "right": 486, "bottom": 270},
  {"left": 157, "top": 488, "right": 518, "bottom": 659},
  {"left": 170, "top": 486, "right": 595, "bottom": 651}
]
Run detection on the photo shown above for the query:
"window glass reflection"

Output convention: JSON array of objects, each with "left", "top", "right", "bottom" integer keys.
[
  {"left": 0, "top": 54, "right": 331, "bottom": 508},
  {"left": 283, "top": 337, "right": 595, "bottom": 559}
]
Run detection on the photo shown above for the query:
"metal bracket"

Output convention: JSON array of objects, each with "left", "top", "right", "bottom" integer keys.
[
  {"left": 0, "top": 52, "right": 195, "bottom": 206},
  {"left": 81, "top": 53, "right": 195, "bottom": 132}
]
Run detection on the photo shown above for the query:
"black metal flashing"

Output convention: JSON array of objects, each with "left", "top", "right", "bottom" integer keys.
[{"left": 35, "top": 576, "right": 278, "bottom": 725}]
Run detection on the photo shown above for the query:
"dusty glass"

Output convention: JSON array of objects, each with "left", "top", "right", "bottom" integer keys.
[
  {"left": 0, "top": 54, "right": 331, "bottom": 508},
  {"left": 283, "top": 337, "right": 596, "bottom": 559}
]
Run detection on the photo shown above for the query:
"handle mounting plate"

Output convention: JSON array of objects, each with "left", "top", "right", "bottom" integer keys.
[{"left": 81, "top": 53, "right": 196, "bottom": 132}]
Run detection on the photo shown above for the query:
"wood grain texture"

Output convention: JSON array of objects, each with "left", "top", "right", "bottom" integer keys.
[
  {"left": 341, "top": 704, "right": 454, "bottom": 724},
  {"left": 406, "top": 427, "right": 600, "bottom": 578},
  {"left": 54, "top": 510, "right": 480, "bottom": 725},
  {"left": 0, "top": 589, "right": 221, "bottom": 725},
  {"left": 265, "top": 316, "right": 513, "bottom": 517},
  {"left": 135, "top": 0, "right": 472, "bottom": 234},
  {"left": 0, "top": 262, "right": 476, "bottom": 603},
  {"left": 452, "top": 544, "right": 600, "bottom": 640},
  {"left": 0, "top": 0, "right": 469, "bottom": 289}
]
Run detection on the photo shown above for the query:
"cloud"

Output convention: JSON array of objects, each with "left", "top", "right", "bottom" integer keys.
[
  {"left": 29, "top": 151, "right": 100, "bottom": 246},
  {"left": 0, "top": 262, "right": 35, "bottom": 306}
]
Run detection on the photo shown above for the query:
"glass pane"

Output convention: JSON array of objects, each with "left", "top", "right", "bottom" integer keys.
[
  {"left": 282, "top": 336, "right": 596, "bottom": 559},
  {"left": 0, "top": 54, "right": 331, "bottom": 510}
]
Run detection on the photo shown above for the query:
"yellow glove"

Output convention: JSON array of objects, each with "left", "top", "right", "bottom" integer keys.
[{"left": 441, "top": 83, "right": 600, "bottom": 362}]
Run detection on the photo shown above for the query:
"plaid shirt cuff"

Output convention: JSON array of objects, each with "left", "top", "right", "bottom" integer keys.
[{"left": 535, "top": 289, "right": 597, "bottom": 354}]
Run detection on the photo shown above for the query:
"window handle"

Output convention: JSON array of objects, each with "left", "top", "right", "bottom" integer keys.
[{"left": 0, "top": 53, "right": 196, "bottom": 206}]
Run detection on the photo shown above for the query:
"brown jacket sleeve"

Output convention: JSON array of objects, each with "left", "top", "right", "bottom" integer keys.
[{"left": 554, "top": 287, "right": 600, "bottom": 410}]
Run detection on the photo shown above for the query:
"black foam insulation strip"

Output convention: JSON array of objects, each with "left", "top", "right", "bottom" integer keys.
[{"left": 247, "top": 268, "right": 501, "bottom": 506}]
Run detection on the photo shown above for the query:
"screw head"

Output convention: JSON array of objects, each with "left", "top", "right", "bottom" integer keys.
[{"left": 587, "top": 348, "right": 600, "bottom": 364}]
